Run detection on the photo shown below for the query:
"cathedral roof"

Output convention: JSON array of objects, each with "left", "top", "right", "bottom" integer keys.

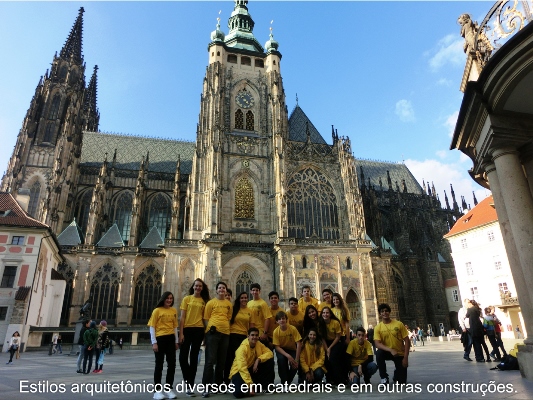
[
  {"left": 81, "top": 132, "right": 195, "bottom": 174},
  {"left": 96, "top": 223, "right": 124, "bottom": 247},
  {"left": 57, "top": 219, "right": 84, "bottom": 246},
  {"left": 288, "top": 105, "right": 328, "bottom": 144},
  {"left": 139, "top": 226, "right": 164, "bottom": 249},
  {"left": 355, "top": 159, "right": 423, "bottom": 194}
]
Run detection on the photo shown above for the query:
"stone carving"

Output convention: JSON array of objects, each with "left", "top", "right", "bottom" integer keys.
[{"left": 234, "top": 177, "right": 254, "bottom": 219}]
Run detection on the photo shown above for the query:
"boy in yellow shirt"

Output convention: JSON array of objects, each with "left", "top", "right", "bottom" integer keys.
[
  {"left": 266, "top": 291, "right": 281, "bottom": 346},
  {"left": 229, "top": 327, "right": 274, "bottom": 398},
  {"left": 346, "top": 327, "right": 377, "bottom": 385},
  {"left": 273, "top": 311, "right": 302, "bottom": 385},
  {"left": 286, "top": 297, "right": 305, "bottom": 336},
  {"left": 374, "top": 303, "right": 410, "bottom": 384},
  {"left": 298, "top": 286, "right": 319, "bottom": 313},
  {"left": 247, "top": 283, "right": 271, "bottom": 344}
]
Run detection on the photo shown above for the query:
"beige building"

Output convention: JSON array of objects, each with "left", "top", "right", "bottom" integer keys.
[
  {"left": 452, "top": 4, "right": 533, "bottom": 379},
  {"left": 0, "top": 192, "right": 64, "bottom": 351}
]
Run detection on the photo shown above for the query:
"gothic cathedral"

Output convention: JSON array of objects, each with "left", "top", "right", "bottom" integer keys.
[{"left": 2, "top": 2, "right": 462, "bottom": 334}]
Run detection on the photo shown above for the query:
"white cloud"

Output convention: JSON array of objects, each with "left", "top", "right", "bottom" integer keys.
[
  {"left": 459, "top": 153, "right": 470, "bottom": 163},
  {"left": 436, "top": 78, "right": 452, "bottom": 86},
  {"left": 444, "top": 110, "right": 459, "bottom": 138},
  {"left": 436, "top": 150, "right": 448, "bottom": 159},
  {"left": 429, "top": 34, "right": 465, "bottom": 71},
  {"left": 395, "top": 99, "right": 415, "bottom": 122},
  {"left": 404, "top": 158, "right": 490, "bottom": 210}
]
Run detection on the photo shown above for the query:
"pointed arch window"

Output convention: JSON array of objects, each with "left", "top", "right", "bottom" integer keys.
[
  {"left": 235, "top": 109, "right": 244, "bottom": 129},
  {"left": 57, "top": 262, "right": 75, "bottom": 326},
  {"left": 245, "top": 111, "right": 254, "bottom": 131},
  {"left": 43, "top": 122, "right": 55, "bottom": 143},
  {"left": 89, "top": 263, "right": 119, "bottom": 322},
  {"left": 28, "top": 181, "right": 41, "bottom": 217},
  {"left": 132, "top": 265, "right": 162, "bottom": 324},
  {"left": 302, "top": 256, "right": 307, "bottom": 269},
  {"left": 74, "top": 190, "right": 93, "bottom": 235},
  {"left": 286, "top": 168, "right": 340, "bottom": 239},
  {"left": 235, "top": 270, "right": 254, "bottom": 296},
  {"left": 48, "top": 94, "right": 61, "bottom": 120},
  {"left": 346, "top": 257, "right": 352, "bottom": 270},
  {"left": 112, "top": 192, "right": 133, "bottom": 240},
  {"left": 147, "top": 194, "right": 171, "bottom": 239},
  {"left": 234, "top": 177, "right": 254, "bottom": 219}
]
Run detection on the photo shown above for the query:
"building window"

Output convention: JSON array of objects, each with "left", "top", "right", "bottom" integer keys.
[
  {"left": 74, "top": 189, "right": 93, "bottom": 235},
  {"left": 43, "top": 121, "right": 55, "bottom": 143},
  {"left": 0, "top": 306, "right": 7, "bottom": 320},
  {"left": 466, "top": 262, "right": 473, "bottom": 276},
  {"left": 487, "top": 231, "right": 495, "bottom": 241},
  {"left": 452, "top": 289, "right": 459, "bottom": 302},
  {"left": 241, "top": 56, "right": 251, "bottom": 66},
  {"left": 234, "top": 177, "right": 254, "bottom": 219},
  {"left": 28, "top": 181, "right": 41, "bottom": 217},
  {"left": 255, "top": 59, "right": 264, "bottom": 68},
  {"left": 245, "top": 111, "right": 254, "bottom": 131},
  {"left": 89, "top": 263, "right": 119, "bottom": 322},
  {"left": 494, "top": 255, "right": 502, "bottom": 271},
  {"left": 147, "top": 193, "right": 171, "bottom": 240},
  {"left": 461, "top": 238, "right": 467, "bottom": 249},
  {"left": 302, "top": 256, "right": 307, "bottom": 269},
  {"left": 346, "top": 257, "right": 352, "bottom": 270},
  {"left": 470, "top": 287, "right": 479, "bottom": 302},
  {"left": 11, "top": 236, "right": 25, "bottom": 245},
  {"left": 235, "top": 109, "right": 244, "bottom": 129},
  {"left": 227, "top": 54, "right": 237, "bottom": 63},
  {"left": 235, "top": 270, "right": 254, "bottom": 296},
  {"left": 112, "top": 191, "right": 133, "bottom": 240},
  {"left": 48, "top": 94, "right": 61, "bottom": 120},
  {"left": 1, "top": 266, "right": 17, "bottom": 288},
  {"left": 132, "top": 265, "right": 162, "bottom": 324},
  {"left": 498, "top": 282, "right": 509, "bottom": 294}
]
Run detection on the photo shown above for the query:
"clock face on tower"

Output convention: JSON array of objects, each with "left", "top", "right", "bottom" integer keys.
[{"left": 235, "top": 91, "right": 255, "bottom": 109}]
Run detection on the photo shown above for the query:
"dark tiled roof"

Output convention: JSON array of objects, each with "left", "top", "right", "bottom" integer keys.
[
  {"left": 288, "top": 105, "right": 328, "bottom": 144},
  {"left": 15, "top": 286, "right": 31, "bottom": 301},
  {"left": 81, "top": 132, "right": 195, "bottom": 174},
  {"left": 0, "top": 192, "right": 49, "bottom": 228},
  {"left": 139, "top": 226, "right": 164, "bottom": 249},
  {"left": 51, "top": 269, "right": 66, "bottom": 281},
  {"left": 96, "top": 223, "right": 124, "bottom": 247},
  {"left": 355, "top": 159, "right": 423, "bottom": 194},
  {"left": 57, "top": 220, "right": 83, "bottom": 246}
]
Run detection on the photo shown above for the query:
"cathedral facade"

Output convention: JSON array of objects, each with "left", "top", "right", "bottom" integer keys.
[{"left": 1, "top": 2, "right": 462, "bottom": 338}]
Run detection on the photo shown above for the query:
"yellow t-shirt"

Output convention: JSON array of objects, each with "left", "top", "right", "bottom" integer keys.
[
  {"left": 374, "top": 320, "right": 409, "bottom": 356},
  {"left": 229, "top": 339, "right": 274, "bottom": 385},
  {"left": 332, "top": 307, "right": 350, "bottom": 336},
  {"left": 273, "top": 324, "right": 302, "bottom": 351},
  {"left": 180, "top": 295, "right": 206, "bottom": 328},
  {"left": 147, "top": 306, "right": 178, "bottom": 337},
  {"left": 324, "top": 319, "right": 342, "bottom": 341},
  {"left": 247, "top": 298, "right": 272, "bottom": 330},
  {"left": 267, "top": 307, "right": 282, "bottom": 339},
  {"left": 230, "top": 307, "right": 252, "bottom": 336},
  {"left": 317, "top": 302, "right": 332, "bottom": 312},
  {"left": 346, "top": 339, "right": 373, "bottom": 366},
  {"left": 286, "top": 309, "right": 305, "bottom": 336},
  {"left": 298, "top": 297, "right": 319, "bottom": 314},
  {"left": 299, "top": 341, "right": 327, "bottom": 373},
  {"left": 204, "top": 298, "right": 232, "bottom": 335}
]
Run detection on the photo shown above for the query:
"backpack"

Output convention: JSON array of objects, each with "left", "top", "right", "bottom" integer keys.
[{"left": 493, "top": 355, "right": 519, "bottom": 371}]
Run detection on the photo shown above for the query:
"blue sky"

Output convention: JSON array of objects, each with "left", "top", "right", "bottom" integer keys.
[{"left": 0, "top": 1, "right": 493, "bottom": 206}]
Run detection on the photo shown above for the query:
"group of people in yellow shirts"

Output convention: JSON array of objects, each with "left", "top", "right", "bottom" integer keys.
[{"left": 147, "top": 280, "right": 411, "bottom": 399}]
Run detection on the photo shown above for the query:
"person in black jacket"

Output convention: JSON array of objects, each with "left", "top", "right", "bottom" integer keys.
[
  {"left": 76, "top": 319, "right": 91, "bottom": 373},
  {"left": 83, "top": 321, "right": 98, "bottom": 374}
]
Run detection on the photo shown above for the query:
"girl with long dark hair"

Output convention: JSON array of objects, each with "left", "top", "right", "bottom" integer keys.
[
  {"left": 6, "top": 331, "right": 20, "bottom": 365},
  {"left": 224, "top": 291, "right": 251, "bottom": 384},
  {"left": 320, "top": 306, "right": 343, "bottom": 385},
  {"left": 298, "top": 327, "right": 326, "bottom": 383},
  {"left": 148, "top": 291, "right": 179, "bottom": 400},
  {"left": 179, "top": 279, "right": 210, "bottom": 394},
  {"left": 332, "top": 292, "right": 351, "bottom": 345}
]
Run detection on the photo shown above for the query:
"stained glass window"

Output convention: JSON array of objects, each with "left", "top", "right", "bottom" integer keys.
[
  {"left": 89, "top": 263, "right": 119, "bottom": 322},
  {"left": 113, "top": 192, "right": 133, "bottom": 240},
  {"left": 132, "top": 265, "right": 162, "bottom": 323},
  {"left": 235, "top": 109, "right": 244, "bottom": 129},
  {"left": 236, "top": 270, "right": 254, "bottom": 296},
  {"left": 28, "top": 181, "right": 41, "bottom": 217},
  {"left": 245, "top": 111, "right": 254, "bottom": 131},
  {"left": 147, "top": 194, "right": 171, "bottom": 239}
]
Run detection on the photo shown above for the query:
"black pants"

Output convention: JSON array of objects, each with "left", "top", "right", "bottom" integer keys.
[
  {"left": 202, "top": 331, "right": 230, "bottom": 385},
  {"left": 82, "top": 347, "right": 95, "bottom": 373},
  {"left": 179, "top": 327, "right": 205, "bottom": 385},
  {"left": 275, "top": 348, "right": 298, "bottom": 384},
  {"left": 154, "top": 334, "right": 177, "bottom": 386},
  {"left": 325, "top": 340, "right": 344, "bottom": 385},
  {"left": 375, "top": 349, "right": 407, "bottom": 384},
  {"left": 8, "top": 347, "right": 17, "bottom": 362},
  {"left": 224, "top": 333, "right": 247, "bottom": 384},
  {"left": 487, "top": 334, "right": 501, "bottom": 359},
  {"left": 231, "top": 358, "right": 275, "bottom": 398}
]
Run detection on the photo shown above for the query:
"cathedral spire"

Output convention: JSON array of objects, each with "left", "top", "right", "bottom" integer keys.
[
  {"left": 444, "top": 190, "right": 450, "bottom": 210},
  {"left": 224, "top": 0, "right": 263, "bottom": 53},
  {"left": 60, "top": 7, "right": 84, "bottom": 64},
  {"left": 83, "top": 65, "right": 99, "bottom": 131},
  {"left": 450, "top": 184, "right": 459, "bottom": 211},
  {"left": 472, "top": 191, "right": 478, "bottom": 206}
]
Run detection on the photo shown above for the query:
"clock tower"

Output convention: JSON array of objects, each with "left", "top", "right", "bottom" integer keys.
[{"left": 184, "top": 0, "right": 288, "bottom": 291}]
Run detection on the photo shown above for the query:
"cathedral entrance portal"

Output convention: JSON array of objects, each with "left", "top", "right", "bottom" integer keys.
[{"left": 346, "top": 289, "right": 363, "bottom": 331}]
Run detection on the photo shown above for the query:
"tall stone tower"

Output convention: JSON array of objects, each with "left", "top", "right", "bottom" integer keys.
[{"left": 1, "top": 7, "right": 99, "bottom": 234}]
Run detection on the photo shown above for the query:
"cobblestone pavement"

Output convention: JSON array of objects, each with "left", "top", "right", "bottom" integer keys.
[{"left": 2, "top": 338, "right": 533, "bottom": 400}]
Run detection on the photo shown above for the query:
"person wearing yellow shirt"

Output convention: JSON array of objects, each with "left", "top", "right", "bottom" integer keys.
[
  {"left": 229, "top": 327, "right": 275, "bottom": 398},
  {"left": 147, "top": 291, "right": 179, "bottom": 400},
  {"left": 374, "top": 303, "right": 410, "bottom": 384},
  {"left": 201, "top": 282, "right": 233, "bottom": 397},
  {"left": 179, "top": 278, "right": 210, "bottom": 395},
  {"left": 273, "top": 311, "right": 302, "bottom": 385},
  {"left": 320, "top": 306, "right": 343, "bottom": 385},
  {"left": 266, "top": 291, "right": 281, "bottom": 346},
  {"left": 332, "top": 292, "right": 351, "bottom": 346},
  {"left": 346, "top": 327, "right": 377, "bottom": 385},
  {"left": 298, "top": 327, "right": 326, "bottom": 384},
  {"left": 247, "top": 283, "right": 271, "bottom": 344},
  {"left": 317, "top": 288, "right": 333, "bottom": 312},
  {"left": 286, "top": 297, "right": 305, "bottom": 336},
  {"left": 224, "top": 292, "right": 252, "bottom": 384},
  {"left": 298, "top": 285, "right": 319, "bottom": 314}
]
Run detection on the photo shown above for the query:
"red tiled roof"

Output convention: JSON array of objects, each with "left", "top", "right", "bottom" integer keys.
[
  {"left": 0, "top": 192, "right": 48, "bottom": 229},
  {"left": 444, "top": 196, "right": 497, "bottom": 238}
]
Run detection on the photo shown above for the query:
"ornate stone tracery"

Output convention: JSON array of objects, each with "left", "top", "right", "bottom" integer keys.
[
  {"left": 234, "top": 177, "right": 254, "bottom": 219},
  {"left": 89, "top": 263, "right": 120, "bottom": 322},
  {"left": 132, "top": 265, "right": 162, "bottom": 323}
]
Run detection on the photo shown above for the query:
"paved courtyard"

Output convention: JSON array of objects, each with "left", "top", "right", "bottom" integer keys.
[{"left": 2, "top": 338, "right": 533, "bottom": 400}]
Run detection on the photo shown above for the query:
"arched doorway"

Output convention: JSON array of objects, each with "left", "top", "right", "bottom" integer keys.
[{"left": 346, "top": 289, "right": 363, "bottom": 331}]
